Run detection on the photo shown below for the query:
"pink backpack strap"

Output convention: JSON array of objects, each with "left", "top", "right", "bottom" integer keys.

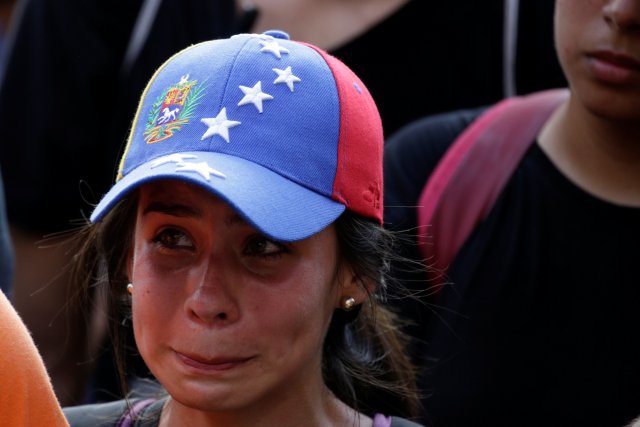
[
  {"left": 416, "top": 88, "right": 570, "bottom": 288},
  {"left": 117, "top": 398, "right": 157, "bottom": 427}
]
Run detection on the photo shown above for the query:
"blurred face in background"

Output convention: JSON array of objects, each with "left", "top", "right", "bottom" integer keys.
[{"left": 555, "top": 0, "right": 640, "bottom": 121}]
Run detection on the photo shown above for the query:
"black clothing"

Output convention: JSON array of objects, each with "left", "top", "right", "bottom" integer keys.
[
  {"left": 332, "top": 0, "right": 564, "bottom": 139},
  {"left": 384, "top": 108, "right": 640, "bottom": 427},
  {"left": 0, "top": 0, "right": 238, "bottom": 232}
]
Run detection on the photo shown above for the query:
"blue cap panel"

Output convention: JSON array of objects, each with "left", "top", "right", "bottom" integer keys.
[{"left": 122, "top": 34, "right": 341, "bottom": 197}]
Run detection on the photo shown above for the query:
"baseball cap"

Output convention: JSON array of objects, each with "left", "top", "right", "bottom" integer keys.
[{"left": 90, "top": 30, "right": 383, "bottom": 242}]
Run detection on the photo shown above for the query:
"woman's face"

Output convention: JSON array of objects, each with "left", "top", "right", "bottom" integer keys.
[
  {"left": 129, "top": 180, "right": 348, "bottom": 413},
  {"left": 555, "top": 0, "right": 640, "bottom": 121}
]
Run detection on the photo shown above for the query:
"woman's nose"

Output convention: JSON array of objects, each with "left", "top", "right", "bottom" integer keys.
[
  {"left": 183, "top": 263, "right": 239, "bottom": 325},
  {"left": 603, "top": 0, "right": 640, "bottom": 32}
]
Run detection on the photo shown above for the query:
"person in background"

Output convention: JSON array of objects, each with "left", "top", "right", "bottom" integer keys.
[
  {"left": 383, "top": 0, "right": 640, "bottom": 426},
  {"left": 62, "top": 30, "right": 424, "bottom": 427}
]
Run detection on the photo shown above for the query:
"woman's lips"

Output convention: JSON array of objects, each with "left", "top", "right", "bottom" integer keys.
[
  {"left": 587, "top": 50, "right": 640, "bottom": 84},
  {"left": 176, "top": 351, "right": 252, "bottom": 371}
]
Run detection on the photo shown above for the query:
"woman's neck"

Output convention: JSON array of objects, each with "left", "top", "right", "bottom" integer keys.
[
  {"left": 538, "top": 95, "right": 640, "bottom": 207},
  {"left": 238, "top": 0, "right": 409, "bottom": 51}
]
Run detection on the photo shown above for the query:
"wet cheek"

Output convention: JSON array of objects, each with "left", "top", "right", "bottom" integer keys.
[
  {"left": 132, "top": 273, "right": 176, "bottom": 321},
  {"left": 261, "top": 308, "right": 322, "bottom": 366},
  {"left": 284, "top": 290, "right": 332, "bottom": 343},
  {"left": 131, "top": 295, "right": 155, "bottom": 360},
  {"left": 131, "top": 284, "right": 180, "bottom": 369},
  {"left": 250, "top": 290, "right": 323, "bottom": 341}
]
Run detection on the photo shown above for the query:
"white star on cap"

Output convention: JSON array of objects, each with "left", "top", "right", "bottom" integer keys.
[
  {"left": 273, "top": 67, "right": 301, "bottom": 92},
  {"left": 200, "top": 108, "right": 241, "bottom": 143},
  {"left": 175, "top": 161, "right": 226, "bottom": 180},
  {"left": 237, "top": 81, "right": 273, "bottom": 113},
  {"left": 150, "top": 153, "right": 198, "bottom": 168},
  {"left": 259, "top": 40, "right": 290, "bottom": 58}
]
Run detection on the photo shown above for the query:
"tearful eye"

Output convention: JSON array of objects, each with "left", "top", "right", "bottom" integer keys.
[
  {"left": 153, "top": 228, "right": 194, "bottom": 250},
  {"left": 244, "top": 235, "right": 287, "bottom": 257}
]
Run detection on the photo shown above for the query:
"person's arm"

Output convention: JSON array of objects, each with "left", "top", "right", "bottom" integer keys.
[{"left": 0, "top": 291, "right": 69, "bottom": 426}]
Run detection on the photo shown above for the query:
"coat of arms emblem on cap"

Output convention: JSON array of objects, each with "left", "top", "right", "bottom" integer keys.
[{"left": 144, "top": 74, "right": 206, "bottom": 144}]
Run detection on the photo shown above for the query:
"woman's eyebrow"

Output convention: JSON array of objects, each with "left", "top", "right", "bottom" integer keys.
[
  {"left": 142, "top": 201, "right": 202, "bottom": 218},
  {"left": 224, "top": 213, "right": 248, "bottom": 227},
  {"left": 142, "top": 201, "right": 248, "bottom": 228}
]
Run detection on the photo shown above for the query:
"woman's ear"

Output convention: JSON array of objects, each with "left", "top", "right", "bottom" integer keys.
[{"left": 335, "top": 263, "right": 374, "bottom": 309}]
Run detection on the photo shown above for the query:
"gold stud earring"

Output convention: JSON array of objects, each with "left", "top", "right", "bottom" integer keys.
[
  {"left": 127, "top": 283, "right": 133, "bottom": 295},
  {"left": 342, "top": 296, "right": 356, "bottom": 311}
]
